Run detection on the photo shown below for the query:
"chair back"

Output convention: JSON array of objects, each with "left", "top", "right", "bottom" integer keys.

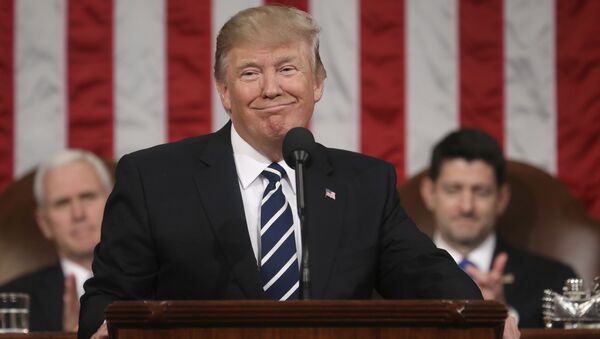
[{"left": 0, "top": 170, "right": 57, "bottom": 285}]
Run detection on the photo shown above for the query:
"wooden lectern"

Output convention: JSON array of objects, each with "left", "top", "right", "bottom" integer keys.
[{"left": 105, "top": 300, "right": 506, "bottom": 339}]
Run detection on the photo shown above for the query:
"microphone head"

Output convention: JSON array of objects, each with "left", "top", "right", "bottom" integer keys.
[{"left": 283, "top": 127, "right": 315, "bottom": 169}]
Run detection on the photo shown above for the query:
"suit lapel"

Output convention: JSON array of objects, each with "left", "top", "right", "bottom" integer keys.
[
  {"left": 493, "top": 238, "right": 513, "bottom": 271},
  {"left": 193, "top": 123, "right": 263, "bottom": 299},
  {"left": 305, "top": 145, "right": 346, "bottom": 298},
  {"left": 40, "top": 265, "right": 64, "bottom": 330},
  {"left": 191, "top": 127, "right": 346, "bottom": 299}
]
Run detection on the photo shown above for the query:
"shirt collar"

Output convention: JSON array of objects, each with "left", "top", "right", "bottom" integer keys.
[
  {"left": 434, "top": 232, "right": 496, "bottom": 272},
  {"left": 60, "top": 258, "right": 93, "bottom": 298},
  {"left": 230, "top": 124, "right": 296, "bottom": 193}
]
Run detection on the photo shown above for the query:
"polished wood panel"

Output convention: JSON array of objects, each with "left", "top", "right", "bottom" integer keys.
[
  {"left": 114, "top": 327, "right": 499, "bottom": 339},
  {"left": 522, "top": 329, "right": 600, "bottom": 339},
  {"left": 0, "top": 328, "right": 599, "bottom": 338},
  {"left": 0, "top": 333, "right": 74, "bottom": 339},
  {"left": 106, "top": 300, "right": 507, "bottom": 339}
]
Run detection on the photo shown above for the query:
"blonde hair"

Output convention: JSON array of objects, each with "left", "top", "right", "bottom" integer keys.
[
  {"left": 214, "top": 5, "right": 327, "bottom": 83},
  {"left": 33, "top": 149, "right": 113, "bottom": 207}
]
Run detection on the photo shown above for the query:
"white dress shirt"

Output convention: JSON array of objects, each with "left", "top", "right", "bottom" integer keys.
[
  {"left": 434, "top": 232, "right": 496, "bottom": 272},
  {"left": 60, "top": 258, "right": 92, "bottom": 299},
  {"left": 230, "top": 125, "right": 302, "bottom": 267},
  {"left": 434, "top": 232, "right": 520, "bottom": 323}
]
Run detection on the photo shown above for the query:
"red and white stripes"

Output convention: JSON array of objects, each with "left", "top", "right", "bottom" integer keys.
[{"left": 0, "top": 0, "right": 599, "bottom": 218}]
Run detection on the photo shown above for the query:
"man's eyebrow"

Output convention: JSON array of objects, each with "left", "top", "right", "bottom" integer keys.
[
  {"left": 275, "top": 55, "right": 298, "bottom": 65},
  {"left": 235, "top": 61, "right": 260, "bottom": 73},
  {"left": 237, "top": 55, "right": 300, "bottom": 67},
  {"left": 51, "top": 196, "right": 71, "bottom": 206},
  {"left": 236, "top": 61, "right": 260, "bottom": 71},
  {"left": 79, "top": 190, "right": 100, "bottom": 198}
]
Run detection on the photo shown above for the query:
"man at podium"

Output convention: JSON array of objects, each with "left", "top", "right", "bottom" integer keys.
[{"left": 79, "top": 5, "right": 490, "bottom": 339}]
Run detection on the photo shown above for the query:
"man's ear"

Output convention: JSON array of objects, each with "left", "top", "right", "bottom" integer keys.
[
  {"left": 216, "top": 80, "right": 231, "bottom": 112},
  {"left": 496, "top": 183, "right": 511, "bottom": 215},
  {"left": 35, "top": 208, "right": 53, "bottom": 240},
  {"left": 313, "top": 79, "right": 324, "bottom": 103},
  {"left": 420, "top": 177, "right": 436, "bottom": 211}
]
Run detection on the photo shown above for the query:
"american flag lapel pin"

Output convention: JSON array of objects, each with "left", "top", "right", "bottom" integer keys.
[{"left": 325, "top": 188, "right": 336, "bottom": 200}]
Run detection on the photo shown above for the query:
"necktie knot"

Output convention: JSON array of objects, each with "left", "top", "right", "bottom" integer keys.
[
  {"left": 459, "top": 258, "right": 477, "bottom": 271},
  {"left": 262, "top": 163, "right": 286, "bottom": 183}
]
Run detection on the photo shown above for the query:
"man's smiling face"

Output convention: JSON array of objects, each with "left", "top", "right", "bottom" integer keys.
[{"left": 216, "top": 40, "right": 324, "bottom": 160}]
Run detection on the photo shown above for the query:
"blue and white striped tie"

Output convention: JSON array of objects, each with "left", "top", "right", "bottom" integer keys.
[{"left": 260, "top": 163, "right": 299, "bottom": 300}]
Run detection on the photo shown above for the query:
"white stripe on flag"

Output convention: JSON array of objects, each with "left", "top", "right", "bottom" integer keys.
[
  {"left": 406, "top": 0, "right": 459, "bottom": 176},
  {"left": 211, "top": 0, "right": 261, "bottom": 132},
  {"left": 115, "top": 0, "right": 167, "bottom": 158},
  {"left": 15, "top": 0, "right": 67, "bottom": 177},
  {"left": 504, "top": 0, "right": 556, "bottom": 174},
  {"left": 311, "top": 0, "right": 360, "bottom": 152}
]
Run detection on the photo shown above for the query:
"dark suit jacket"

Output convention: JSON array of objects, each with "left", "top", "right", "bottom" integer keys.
[
  {"left": 79, "top": 122, "right": 481, "bottom": 338},
  {"left": 497, "top": 238, "right": 577, "bottom": 328},
  {"left": 0, "top": 264, "right": 64, "bottom": 331}
]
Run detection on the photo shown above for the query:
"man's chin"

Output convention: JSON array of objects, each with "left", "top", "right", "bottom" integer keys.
[
  {"left": 265, "top": 125, "right": 299, "bottom": 143},
  {"left": 68, "top": 249, "right": 95, "bottom": 261},
  {"left": 263, "top": 124, "right": 288, "bottom": 140},
  {"left": 454, "top": 238, "right": 480, "bottom": 247},
  {"left": 264, "top": 117, "right": 308, "bottom": 137},
  {"left": 450, "top": 232, "right": 488, "bottom": 248}
]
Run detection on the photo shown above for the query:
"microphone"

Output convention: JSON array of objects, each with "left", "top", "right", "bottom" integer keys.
[
  {"left": 282, "top": 127, "right": 315, "bottom": 300},
  {"left": 283, "top": 127, "right": 315, "bottom": 169}
]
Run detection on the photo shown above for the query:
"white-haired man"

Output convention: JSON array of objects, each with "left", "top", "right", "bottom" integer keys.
[{"left": 0, "top": 149, "right": 112, "bottom": 332}]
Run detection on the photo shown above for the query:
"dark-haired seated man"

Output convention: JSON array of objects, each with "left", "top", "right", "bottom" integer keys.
[
  {"left": 420, "top": 128, "right": 577, "bottom": 327},
  {"left": 0, "top": 150, "right": 112, "bottom": 331}
]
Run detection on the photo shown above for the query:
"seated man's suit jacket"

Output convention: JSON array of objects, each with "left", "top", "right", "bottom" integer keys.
[
  {"left": 79, "top": 122, "right": 481, "bottom": 339},
  {"left": 0, "top": 264, "right": 64, "bottom": 331},
  {"left": 497, "top": 238, "right": 576, "bottom": 328}
]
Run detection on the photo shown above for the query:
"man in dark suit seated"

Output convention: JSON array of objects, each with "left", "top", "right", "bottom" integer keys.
[
  {"left": 0, "top": 149, "right": 112, "bottom": 332},
  {"left": 78, "top": 5, "right": 504, "bottom": 339},
  {"left": 420, "top": 128, "right": 577, "bottom": 328}
]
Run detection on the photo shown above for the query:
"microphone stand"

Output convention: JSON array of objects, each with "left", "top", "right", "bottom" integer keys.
[{"left": 292, "top": 150, "right": 310, "bottom": 300}]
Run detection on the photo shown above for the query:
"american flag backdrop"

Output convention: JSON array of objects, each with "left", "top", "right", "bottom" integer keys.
[{"left": 0, "top": 0, "right": 599, "bottom": 218}]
